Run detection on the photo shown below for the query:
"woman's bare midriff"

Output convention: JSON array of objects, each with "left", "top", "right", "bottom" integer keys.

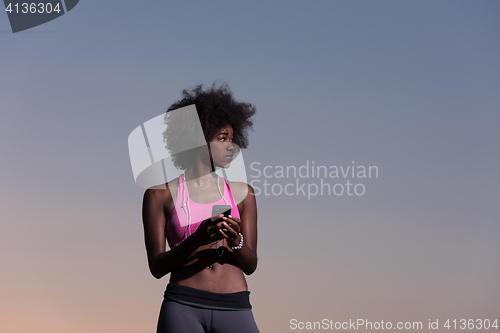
[{"left": 169, "top": 242, "right": 249, "bottom": 293}]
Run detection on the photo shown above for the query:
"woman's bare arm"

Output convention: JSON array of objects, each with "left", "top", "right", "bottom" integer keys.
[{"left": 222, "top": 184, "right": 258, "bottom": 275}]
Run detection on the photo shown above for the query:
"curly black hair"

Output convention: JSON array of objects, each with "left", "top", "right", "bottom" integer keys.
[{"left": 163, "top": 82, "right": 256, "bottom": 170}]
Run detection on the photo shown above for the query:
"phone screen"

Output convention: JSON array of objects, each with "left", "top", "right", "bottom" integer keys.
[{"left": 212, "top": 205, "right": 231, "bottom": 218}]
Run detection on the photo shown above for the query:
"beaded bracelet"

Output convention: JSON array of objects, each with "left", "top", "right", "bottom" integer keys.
[{"left": 230, "top": 233, "right": 244, "bottom": 250}]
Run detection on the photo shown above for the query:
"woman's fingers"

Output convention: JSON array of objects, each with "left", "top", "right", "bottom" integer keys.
[
  {"left": 200, "top": 214, "right": 222, "bottom": 232},
  {"left": 219, "top": 229, "right": 229, "bottom": 239},
  {"left": 204, "top": 215, "right": 226, "bottom": 234},
  {"left": 231, "top": 215, "right": 240, "bottom": 220},
  {"left": 207, "top": 219, "right": 238, "bottom": 237},
  {"left": 210, "top": 214, "right": 224, "bottom": 222},
  {"left": 227, "top": 215, "right": 241, "bottom": 224},
  {"left": 219, "top": 222, "right": 239, "bottom": 239},
  {"left": 222, "top": 216, "right": 240, "bottom": 231},
  {"left": 204, "top": 215, "right": 241, "bottom": 241}
]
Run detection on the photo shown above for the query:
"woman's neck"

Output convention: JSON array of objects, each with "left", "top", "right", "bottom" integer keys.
[{"left": 184, "top": 160, "right": 217, "bottom": 187}]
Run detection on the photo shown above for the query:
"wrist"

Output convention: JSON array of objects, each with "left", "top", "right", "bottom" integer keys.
[
  {"left": 226, "top": 232, "right": 240, "bottom": 247},
  {"left": 229, "top": 233, "right": 244, "bottom": 251}
]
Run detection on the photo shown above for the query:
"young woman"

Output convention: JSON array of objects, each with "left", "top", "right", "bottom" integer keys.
[{"left": 142, "top": 83, "right": 260, "bottom": 333}]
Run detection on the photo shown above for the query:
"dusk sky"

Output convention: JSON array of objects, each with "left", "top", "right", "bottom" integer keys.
[{"left": 1, "top": 1, "right": 499, "bottom": 332}]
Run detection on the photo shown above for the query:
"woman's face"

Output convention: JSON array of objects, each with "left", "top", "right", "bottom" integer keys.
[{"left": 209, "top": 124, "right": 235, "bottom": 168}]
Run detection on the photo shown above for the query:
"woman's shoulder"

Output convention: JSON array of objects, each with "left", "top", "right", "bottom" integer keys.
[
  {"left": 226, "top": 180, "right": 255, "bottom": 204},
  {"left": 143, "top": 177, "right": 180, "bottom": 204}
]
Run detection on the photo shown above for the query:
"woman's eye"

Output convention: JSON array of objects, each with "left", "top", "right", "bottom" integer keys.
[{"left": 216, "top": 134, "right": 232, "bottom": 142}]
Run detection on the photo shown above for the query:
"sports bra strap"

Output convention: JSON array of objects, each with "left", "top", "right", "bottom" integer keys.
[{"left": 224, "top": 179, "right": 238, "bottom": 210}]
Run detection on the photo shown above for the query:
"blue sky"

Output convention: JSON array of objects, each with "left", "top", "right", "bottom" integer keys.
[{"left": 1, "top": 1, "right": 499, "bottom": 332}]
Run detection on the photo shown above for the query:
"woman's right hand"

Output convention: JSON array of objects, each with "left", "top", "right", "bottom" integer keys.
[{"left": 193, "top": 214, "right": 226, "bottom": 246}]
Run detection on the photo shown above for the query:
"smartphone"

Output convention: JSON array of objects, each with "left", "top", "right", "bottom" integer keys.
[{"left": 212, "top": 205, "right": 231, "bottom": 218}]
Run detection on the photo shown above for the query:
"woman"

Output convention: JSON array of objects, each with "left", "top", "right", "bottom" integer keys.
[{"left": 142, "top": 83, "right": 260, "bottom": 333}]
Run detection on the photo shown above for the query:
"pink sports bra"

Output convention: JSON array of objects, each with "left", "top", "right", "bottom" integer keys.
[{"left": 166, "top": 174, "right": 241, "bottom": 249}]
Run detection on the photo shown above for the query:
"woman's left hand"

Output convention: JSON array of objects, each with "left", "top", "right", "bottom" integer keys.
[{"left": 218, "top": 215, "right": 242, "bottom": 248}]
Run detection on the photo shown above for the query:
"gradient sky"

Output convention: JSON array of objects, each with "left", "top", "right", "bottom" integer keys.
[{"left": 1, "top": 1, "right": 499, "bottom": 332}]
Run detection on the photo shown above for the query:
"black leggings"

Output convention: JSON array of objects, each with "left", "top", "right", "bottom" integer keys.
[{"left": 157, "top": 300, "right": 260, "bottom": 333}]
